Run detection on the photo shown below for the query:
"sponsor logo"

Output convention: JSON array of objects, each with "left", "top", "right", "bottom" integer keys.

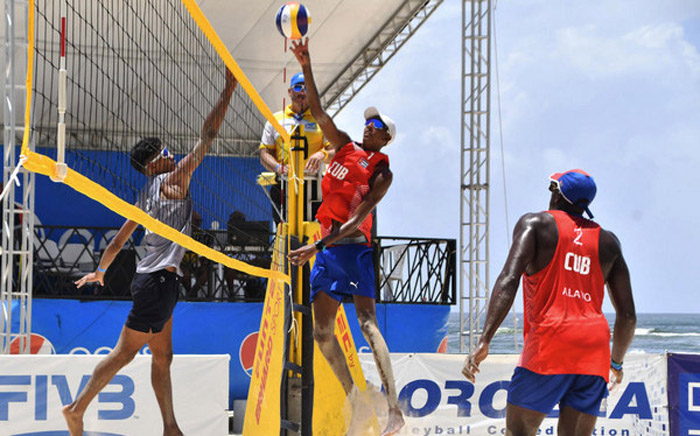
[
  {"left": 679, "top": 373, "right": 700, "bottom": 435},
  {"left": 0, "top": 374, "right": 135, "bottom": 422},
  {"left": 10, "top": 334, "right": 55, "bottom": 355},
  {"left": 396, "top": 379, "right": 652, "bottom": 420},
  {"left": 436, "top": 337, "right": 448, "bottom": 353},
  {"left": 239, "top": 332, "right": 259, "bottom": 377}
]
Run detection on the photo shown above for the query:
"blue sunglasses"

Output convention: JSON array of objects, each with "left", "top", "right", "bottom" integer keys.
[
  {"left": 151, "top": 146, "right": 170, "bottom": 164},
  {"left": 291, "top": 84, "right": 306, "bottom": 92},
  {"left": 365, "top": 118, "right": 386, "bottom": 130}
]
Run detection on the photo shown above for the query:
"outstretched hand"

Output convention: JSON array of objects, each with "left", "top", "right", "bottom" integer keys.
[
  {"left": 225, "top": 68, "right": 238, "bottom": 90},
  {"left": 288, "top": 243, "right": 317, "bottom": 266},
  {"left": 290, "top": 38, "right": 310, "bottom": 68},
  {"left": 462, "top": 341, "right": 489, "bottom": 383},
  {"left": 74, "top": 271, "right": 105, "bottom": 288}
]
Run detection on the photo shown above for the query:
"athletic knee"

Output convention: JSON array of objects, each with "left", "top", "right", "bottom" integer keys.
[
  {"left": 151, "top": 349, "right": 174, "bottom": 367},
  {"left": 358, "top": 316, "right": 378, "bottom": 335},
  {"left": 313, "top": 325, "right": 334, "bottom": 345},
  {"left": 112, "top": 347, "right": 139, "bottom": 367}
]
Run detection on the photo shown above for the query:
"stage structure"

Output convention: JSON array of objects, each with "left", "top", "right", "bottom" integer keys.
[
  {"left": 0, "top": 0, "right": 455, "bottom": 352},
  {"left": 1, "top": 0, "right": 32, "bottom": 354},
  {"left": 460, "top": 0, "right": 492, "bottom": 353}
]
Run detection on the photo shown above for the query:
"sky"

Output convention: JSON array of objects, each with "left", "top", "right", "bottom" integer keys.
[{"left": 332, "top": 0, "right": 700, "bottom": 314}]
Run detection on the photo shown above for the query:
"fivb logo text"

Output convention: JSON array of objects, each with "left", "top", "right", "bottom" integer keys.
[{"left": 0, "top": 374, "right": 135, "bottom": 421}]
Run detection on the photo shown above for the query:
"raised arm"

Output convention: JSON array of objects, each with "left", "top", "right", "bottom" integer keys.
[
  {"left": 291, "top": 38, "right": 351, "bottom": 151},
  {"left": 462, "top": 213, "right": 540, "bottom": 382},
  {"left": 163, "top": 69, "right": 237, "bottom": 199},
  {"left": 288, "top": 165, "right": 393, "bottom": 266},
  {"left": 74, "top": 219, "right": 139, "bottom": 288}
]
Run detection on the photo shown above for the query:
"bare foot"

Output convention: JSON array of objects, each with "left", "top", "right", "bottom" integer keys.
[
  {"left": 62, "top": 404, "right": 84, "bottom": 436},
  {"left": 381, "top": 405, "right": 404, "bottom": 436},
  {"left": 163, "top": 424, "right": 184, "bottom": 436}
]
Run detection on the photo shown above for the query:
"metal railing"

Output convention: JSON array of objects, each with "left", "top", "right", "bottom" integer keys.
[
  {"left": 375, "top": 236, "right": 456, "bottom": 304},
  {"left": 30, "top": 226, "right": 456, "bottom": 305}
]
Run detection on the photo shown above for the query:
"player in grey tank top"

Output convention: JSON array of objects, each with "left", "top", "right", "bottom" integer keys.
[
  {"left": 136, "top": 173, "right": 193, "bottom": 276},
  {"left": 67, "top": 70, "right": 237, "bottom": 436}
]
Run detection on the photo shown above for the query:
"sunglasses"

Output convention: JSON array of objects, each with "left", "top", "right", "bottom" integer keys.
[
  {"left": 150, "top": 146, "right": 170, "bottom": 164},
  {"left": 365, "top": 118, "right": 386, "bottom": 130},
  {"left": 291, "top": 84, "right": 306, "bottom": 92}
]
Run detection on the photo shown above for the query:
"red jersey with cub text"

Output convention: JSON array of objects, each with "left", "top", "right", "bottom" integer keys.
[
  {"left": 316, "top": 142, "right": 389, "bottom": 243},
  {"left": 518, "top": 210, "right": 610, "bottom": 380}
]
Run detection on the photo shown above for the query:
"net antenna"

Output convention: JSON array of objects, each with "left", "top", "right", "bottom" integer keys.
[{"left": 51, "top": 2, "right": 67, "bottom": 182}]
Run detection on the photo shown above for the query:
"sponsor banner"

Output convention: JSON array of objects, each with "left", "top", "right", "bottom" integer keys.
[
  {"left": 668, "top": 353, "right": 700, "bottom": 436},
  {"left": 243, "top": 227, "right": 287, "bottom": 435},
  {"left": 0, "top": 354, "right": 228, "bottom": 436},
  {"left": 21, "top": 298, "right": 263, "bottom": 405},
  {"left": 360, "top": 353, "right": 665, "bottom": 435},
  {"left": 22, "top": 300, "right": 448, "bottom": 407}
]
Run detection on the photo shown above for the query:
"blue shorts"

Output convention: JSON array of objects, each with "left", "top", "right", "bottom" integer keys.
[
  {"left": 507, "top": 367, "right": 608, "bottom": 416},
  {"left": 310, "top": 244, "right": 375, "bottom": 302}
]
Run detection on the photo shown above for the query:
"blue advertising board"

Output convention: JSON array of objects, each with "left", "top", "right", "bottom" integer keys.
[
  {"left": 15, "top": 298, "right": 449, "bottom": 407},
  {"left": 668, "top": 353, "right": 700, "bottom": 436}
]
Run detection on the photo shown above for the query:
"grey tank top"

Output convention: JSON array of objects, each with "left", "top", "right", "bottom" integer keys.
[{"left": 135, "top": 174, "right": 193, "bottom": 276}]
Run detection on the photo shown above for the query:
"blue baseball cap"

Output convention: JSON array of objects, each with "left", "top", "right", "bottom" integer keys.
[
  {"left": 549, "top": 169, "right": 597, "bottom": 218},
  {"left": 290, "top": 72, "right": 304, "bottom": 87}
]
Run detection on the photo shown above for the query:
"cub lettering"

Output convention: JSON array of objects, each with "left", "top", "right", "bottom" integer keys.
[
  {"left": 564, "top": 252, "right": 590, "bottom": 275},
  {"left": 327, "top": 162, "right": 349, "bottom": 180}
]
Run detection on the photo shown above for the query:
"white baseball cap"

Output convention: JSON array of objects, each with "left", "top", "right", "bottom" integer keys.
[{"left": 364, "top": 106, "right": 396, "bottom": 145}]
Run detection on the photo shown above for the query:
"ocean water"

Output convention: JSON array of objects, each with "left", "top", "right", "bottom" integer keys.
[{"left": 446, "top": 312, "right": 700, "bottom": 354}]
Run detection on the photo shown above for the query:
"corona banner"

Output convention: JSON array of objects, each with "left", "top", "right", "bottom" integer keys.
[{"left": 360, "top": 353, "right": 668, "bottom": 435}]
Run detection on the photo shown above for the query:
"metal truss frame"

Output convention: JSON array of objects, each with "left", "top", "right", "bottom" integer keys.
[
  {"left": 322, "top": 0, "right": 445, "bottom": 117},
  {"left": 459, "top": 0, "right": 491, "bottom": 353},
  {"left": 1, "top": 0, "right": 33, "bottom": 354}
]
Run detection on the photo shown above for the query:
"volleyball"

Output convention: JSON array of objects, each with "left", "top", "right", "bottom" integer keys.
[{"left": 275, "top": 2, "right": 311, "bottom": 40}]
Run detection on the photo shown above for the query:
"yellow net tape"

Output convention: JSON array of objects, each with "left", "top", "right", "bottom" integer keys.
[
  {"left": 22, "top": 150, "right": 289, "bottom": 283},
  {"left": 21, "top": 0, "right": 290, "bottom": 283}
]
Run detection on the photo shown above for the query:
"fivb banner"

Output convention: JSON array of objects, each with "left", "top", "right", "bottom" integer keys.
[
  {"left": 0, "top": 354, "right": 228, "bottom": 436},
  {"left": 360, "top": 353, "right": 667, "bottom": 435}
]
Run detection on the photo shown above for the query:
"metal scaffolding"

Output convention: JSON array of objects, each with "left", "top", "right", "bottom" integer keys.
[
  {"left": 322, "top": 0, "right": 444, "bottom": 117},
  {"left": 459, "top": 0, "right": 491, "bottom": 353},
  {"left": 1, "top": 0, "right": 33, "bottom": 354}
]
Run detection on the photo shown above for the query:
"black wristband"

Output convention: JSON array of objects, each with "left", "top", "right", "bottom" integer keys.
[{"left": 314, "top": 240, "right": 326, "bottom": 251}]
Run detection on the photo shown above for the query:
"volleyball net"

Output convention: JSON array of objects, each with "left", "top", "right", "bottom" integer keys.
[{"left": 21, "top": 0, "right": 290, "bottom": 282}]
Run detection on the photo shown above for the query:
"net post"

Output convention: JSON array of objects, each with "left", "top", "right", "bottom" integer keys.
[
  {"left": 51, "top": 9, "right": 67, "bottom": 182},
  {"left": 288, "top": 125, "right": 307, "bottom": 367}
]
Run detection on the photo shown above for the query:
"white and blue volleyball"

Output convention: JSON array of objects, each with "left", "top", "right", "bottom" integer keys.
[{"left": 275, "top": 2, "right": 311, "bottom": 40}]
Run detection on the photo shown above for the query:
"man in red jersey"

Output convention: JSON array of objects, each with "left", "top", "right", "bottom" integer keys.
[
  {"left": 462, "top": 169, "right": 636, "bottom": 436},
  {"left": 288, "top": 38, "right": 404, "bottom": 436}
]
